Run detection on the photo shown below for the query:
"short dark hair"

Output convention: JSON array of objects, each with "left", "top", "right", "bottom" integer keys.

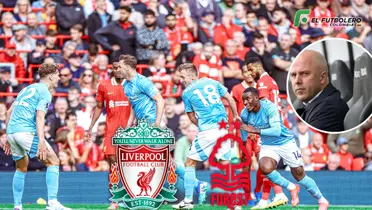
[
  {"left": 119, "top": 54, "right": 137, "bottom": 70},
  {"left": 166, "top": 13, "right": 176, "bottom": 19},
  {"left": 71, "top": 24, "right": 83, "bottom": 33},
  {"left": 243, "top": 87, "right": 259, "bottom": 96},
  {"left": 120, "top": 6, "right": 131, "bottom": 13},
  {"left": 176, "top": 63, "right": 198, "bottom": 76},
  {"left": 46, "top": 29, "right": 57, "bottom": 37},
  {"left": 88, "top": 44, "right": 98, "bottom": 56},
  {"left": 145, "top": 9, "right": 156, "bottom": 17},
  {"left": 274, "top": 7, "right": 287, "bottom": 14},
  {"left": 244, "top": 56, "right": 263, "bottom": 66},
  {"left": 253, "top": 32, "right": 264, "bottom": 40},
  {"left": 38, "top": 63, "right": 58, "bottom": 78},
  {"left": 98, "top": 121, "right": 106, "bottom": 127},
  {"left": 68, "top": 86, "right": 81, "bottom": 93},
  {"left": 246, "top": 9, "right": 256, "bottom": 16},
  {"left": 66, "top": 111, "right": 77, "bottom": 120}
]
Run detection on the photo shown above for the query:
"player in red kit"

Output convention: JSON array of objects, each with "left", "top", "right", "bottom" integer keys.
[
  {"left": 245, "top": 57, "right": 288, "bottom": 209},
  {"left": 86, "top": 62, "right": 134, "bottom": 210}
]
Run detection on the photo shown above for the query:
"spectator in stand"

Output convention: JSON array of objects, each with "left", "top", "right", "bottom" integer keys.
[
  {"left": 188, "top": 0, "right": 222, "bottom": 23},
  {"left": 57, "top": 111, "right": 85, "bottom": 143},
  {"left": 13, "top": 0, "right": 32, "bottom": 23},
  {"left": 27, "top": 39, "right": 46, "bottom": 65},
  {"left": 191, "top": 42, "right": 203, "bottom": 56},
  {"left": 87, "top": 0, "right": 112, "bottom": 44},
  {"left": 40, "top": 1, "right": 57, "bottom": 31},
  {"left": 242, "top": 10, "right": 257, "bottom": 41},
  {"left": 176, "top": 113, "right": 192, "bottom": 140},
  {"left": 272, "top": 7, "right": 292, "bottom": 38},
  {"left": 81, "top": 44, "right": 99, "bottom": 65},
  {"left": 272, "top": 33, "right": 298, "bottom": 93},
  {"left": 56, "top": 67, "right": 81, "bottom": 93},
  {"left": 54, "top": 41, "right": 77, "bottom": 66},
  {"left": 136, "top": 9, "right": 169, "bottom": 64},
  {"left": 302, "top": 148, "right": 315, "bottom": 171},
  {"left": 249, "top": 17, "right": 278, "bottom": 51},
  {"left": 197, "top": 11, "right": 218, "bottom": 44},
  {"left": 56, "top": 0, "right": 85, "bottom": 35},
  {"left": 247, "top": 0, "right": 267, "bottom": 19},
  {"left": 364, "top": 151, "right": 372, "bottom": 170},
  {"left": 213, "top": 44, "right": 223, "bottom": 59},
  {"left": 351, "top": 0, "right": 369, "bottom": 19},
  {"left": 309, "top": 0, "right": 334, "bottom": 29},
  {"left": 70, "top": 24, "right": 88, "bottom": 51},
  {"left": 92, "top": 54, "right": 110, "bottom": 80},
  {"left": 95, "top": 6, "right": 136, "bottom": 63},
  {"left": 232, "top": 3, "right": 245, "bottom": 27},
  {"left": 233, "top": 31, "right": 250, "bottom": 61},
  {"left": 222, "top": 39, "right": 243, "bottom": 92},
  {"left": 219, "top": 0, "right": 235, "bottom": 13},
  {"left": 67, "top": 86, "right": 84, "bottom": 113},
  {"left": 47, "top": 97, "right": 69, "bottom": 138},
  {"left": 145, "top": 51, "right": 170, "bottom": 80},
  {"left": 84, "top": 0, "right": 115, "bottom": 19},
  {"left": 214, "top": 9, "right": 242, "bottom": 49},
  {"left": 0, "top": 12, "right": 14, "bottom": 48},
  {"left": 11, "top": 24, "right": 36, "bottom": 66},
  {"left": 0, "top": 42, "right": 26, "bottom": 79},
  {"left": 27, "top": 12, "right": 46, "bottom": 36},
  {"left": 67, "top": 53, "right": 85, "bottom": 79},
  {"left": 164, "top": 13, "right": 193, "bottom": 62},
  {"left": 174, "top": 124, "right": 198, "bottom": 164},
  {"left": 112, "top": 0, "right": 144, "bottom": 29},
  {"left": 79, "top": 69, "right": 98, "bottom": 95},
  {"left": 309, "top": 133, "right": 330, "bottom": 170},
  {"left": 173, "top": 2, "right": 194, "bottom": 33},
  {"left": 77, "top": 95, "right": 106, "bottom": 131},
  {"left": 336, "top": 137, "right": 354, "bottom": 171},
  {"left": 164, "top": 97, "right": 180, "bottom": 134},
  {"left": 292, "top": 120, "right": 314, "bottom": 149},
  {"left": 347, "top": 18, "right": 371, "bottom": 44},
  {"left": 245, "top": 32, "right": 274, "bottom": 74},
  {"left": 0, "top": 129, "right": 15, "bottom": 171},
  {"left": 193, "top": 42, "right": 223, "bottom": 83},
  {"left": 147, "top": 0, "right": 170, "bottom": 29},
  {"left": 321, "top": 154, "right": 345, "bottom": 171},
  {"left": 45, "top": 29, "right": 61, "bottom": 51},
  {"left": 58, "top": 150, "right": 77, "bottom": 172},
  {"left": 31, "top": 0, "right": 49, "bottom": 9},
  {"left": 0, "top": 68, "right": 14, "bottom": 101}
]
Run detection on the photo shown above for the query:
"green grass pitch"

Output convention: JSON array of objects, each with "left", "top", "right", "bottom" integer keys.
[{"left": 1, "top": 204, "right": 372, "bottom": 210}]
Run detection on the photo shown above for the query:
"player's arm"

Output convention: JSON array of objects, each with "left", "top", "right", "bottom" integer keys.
[
  {"left": 187, "top": 112, "right": 198, "bottom": 126},
  {"left": 5, "top": 102, "right": 15, "bottom": 128},
  {"left": 87, "top": 101, "right": 104, "bottom": 140},
  {"left": 222, "top": 92, "right": 241, "bottom": 122},
  {"left": 152, "top": 92, "right": 165, "bottom": 127}
]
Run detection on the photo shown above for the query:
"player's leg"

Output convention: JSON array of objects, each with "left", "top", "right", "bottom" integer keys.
[
  {"left": 7, "top": 133, "right": 31, "bottom": 210},
  {"left": 40, "top": 141, "right": 71, "bottom": 210}
]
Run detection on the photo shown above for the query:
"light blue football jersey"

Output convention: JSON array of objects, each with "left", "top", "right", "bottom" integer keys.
[
  {"left": 7, "top": 82, "right": 52, "bottom": 134},
  {"left": 123, "top": 73, "right": 159, "bottom": 124},
  {"left": 240, "top": 99, "right": 293, "bottom": 146},
  {"left": 182, "top": 78, "right": 228, "bottom": 131}
]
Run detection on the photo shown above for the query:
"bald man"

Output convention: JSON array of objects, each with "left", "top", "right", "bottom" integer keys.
[{"left": 290, "top": 50, "right": 349, "bottom": 132}]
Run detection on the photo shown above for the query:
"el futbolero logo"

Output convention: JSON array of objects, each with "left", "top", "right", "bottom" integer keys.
[
  {"left": 109, "top": 119, "right": 177, "bottom": 209},
  {"left": 294, "top": 9, "right": 362, "bottom": 27}
]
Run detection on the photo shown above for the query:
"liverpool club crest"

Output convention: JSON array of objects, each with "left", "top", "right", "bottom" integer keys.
[{"left": 110, "top": 119, "right": 177, "bottom": 209}]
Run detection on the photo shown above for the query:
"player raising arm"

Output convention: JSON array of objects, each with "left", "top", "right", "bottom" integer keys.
[
  {"left": 240, "top": 87, "right": 329, "bottom": 210},
  {"left": 172, "top": 63, "right": 241, "bottom": 209},
  {"left": 4, "top": 64, "right": 71, "bottom": 210},
  {"left": 119, "top": 54, "right": 165, "bottom": 127}
]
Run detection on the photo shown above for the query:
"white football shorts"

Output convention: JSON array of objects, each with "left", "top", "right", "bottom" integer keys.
[{"left": 259, "top": 140, "right": 304, "bottom": 168}]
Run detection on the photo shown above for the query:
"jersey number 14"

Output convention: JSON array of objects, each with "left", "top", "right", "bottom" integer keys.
[{"left": 193, "top": 85, "right": 221, "bottom": 106}]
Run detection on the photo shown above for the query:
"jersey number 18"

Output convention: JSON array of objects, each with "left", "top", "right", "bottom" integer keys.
[{"left": 193, "top": 85, "right": 220, "bottom": 107}]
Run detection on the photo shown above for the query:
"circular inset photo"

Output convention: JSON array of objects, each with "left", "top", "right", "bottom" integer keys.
[{"left": 287, "top": 38, "right": 372, "bottom": 133}]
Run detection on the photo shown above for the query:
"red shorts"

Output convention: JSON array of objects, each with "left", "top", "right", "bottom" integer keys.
[{"left": 103, "top": 135, "right": 116, "bottom": 156}]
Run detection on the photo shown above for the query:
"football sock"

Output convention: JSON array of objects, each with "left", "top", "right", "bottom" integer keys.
[
  {"left": 266, "top": 170, "right": 295, "bottom": 190},
  {"left": 13, "top": 170, "right": 26, "bottom": 206},
  {"left": 175, "top": 162, "right": 200, "bottom": 188},
  {"left": 254, "top": 169, "right": 264, "bottom": 192},
  {"left": 46, "top": 166, "right": 59, "bottom": 201},
  {"left": 184, "top": 167, "right": 196, "bottom": 202},
  {"left": 298, "top": 175, "right": 324, "bottom": 200},
  {"left": 262, "top": 178, "right": 271, "bottom": 201}
]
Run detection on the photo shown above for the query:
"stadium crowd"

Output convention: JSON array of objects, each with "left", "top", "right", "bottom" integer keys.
[{"left": 0, "top": 0, "right": 371, "bottom": 173}]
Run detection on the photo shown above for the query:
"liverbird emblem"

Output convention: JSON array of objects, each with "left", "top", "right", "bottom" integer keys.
[{"left": 137, "top": 168, "right": 156, "bottom": 196}]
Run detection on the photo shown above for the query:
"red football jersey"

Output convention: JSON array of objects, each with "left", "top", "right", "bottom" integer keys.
[
  {"left": 365, "top": 129, "right": 372, "bottom": 152},
  {"left": 256, "top": 72, "right": 280, "bottom": 108},
  {"left": 193, "top": 54, "right": 222, "bottom": 81},
  {"left": 96, "top": 78, "right": 132, "bottom": 155}
]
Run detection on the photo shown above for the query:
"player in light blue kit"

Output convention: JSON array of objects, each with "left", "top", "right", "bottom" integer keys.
[
  {"left": 172, "top": 63, "right": 241, "bottom": 209},
  {"left": 3, "top": 64, "right": 71, "bottom": 210},
  {"left": 240, "top": 87, "right": 329, "bottom": 210},
  {"left": 118, "top": 54, "right": 165, "bottom": 127}
]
